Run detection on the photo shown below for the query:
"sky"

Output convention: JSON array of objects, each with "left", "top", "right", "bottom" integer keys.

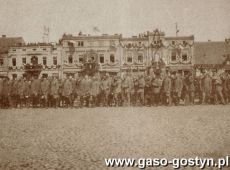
[{"left": 0, "top": 0, "right": 229, "bottom": 43}]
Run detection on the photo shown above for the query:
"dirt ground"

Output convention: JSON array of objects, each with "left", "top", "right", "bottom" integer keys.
[{"left": 0, "top": 106, "right": 230, "bottom": 170}]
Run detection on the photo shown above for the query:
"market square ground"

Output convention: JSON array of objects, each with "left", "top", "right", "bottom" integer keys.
[{"left": 0, "top": 106, "right": 230, "bottom": 170}]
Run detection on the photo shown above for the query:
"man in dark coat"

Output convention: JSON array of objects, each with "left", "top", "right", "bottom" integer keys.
[
  {"left": 151, "top": 72, "right": 163, "bottom": 106},
  {"left": 90, "top": 76, "right": 100, "bottom": 107},
  {"left": 17, "top": 77, "right": 26, "bottom": 108},
  {"left": 201, "top": 72, "right": 212, "bottom": 104},
  {"left": 171, "top": 71, "right": 183, "bottom": 106},
  {"left": 137, "top": 74, "right": 145, "bottom": 106},
  {"left": 2, "top": 77, "right": 10, "bottom": 108},
  {"left": 31, "top": 75, "right": 41, "bottom": 107},
  {"left": 162, "top": 72, "right": 171, "bottom": 106},
  {"left": 40, "top": 77, "right": 50, "bottom": 108},
  {"left": 62, "top": 76, "right": 73, "bottom": 107},
  {"left": 50, "top": 76, "right": 59, "bottom": 108}
]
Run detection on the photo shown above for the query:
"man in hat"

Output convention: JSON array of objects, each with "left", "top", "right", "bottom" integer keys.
[
  {"left": 162, "top": 71, "right": 172, "bottom": 106},
  {"left": 90, "top": 76, "right": 100, "bottom": 107},
  {"left": 171, "top": 71, "right": 183, "bottom": 106},
  {"left": 31, "top": 75, "right": 41, "bottom": 107},
  {"left": 17, "top": 76, "right": 26, "bottom": 108},
  {"left": 151, "top": 71, "right": 163, "bottom": 106},
  {"left": 100, "top": 74, "right": 111, "bottom": 106},
  {"left": 50, "top": 76, "right": 59, "bottom": 108},
  {"left": 201, "top": 71, "right": 212, "bottom": 104},
  {"left": 40, "top": 76, "right": 50, "bottom": 108},
  {"left": 62, "top": 75, "right": 73, "bottom": 107},
  {"left": 136, "top": 73, "right": 145, "bottom": 106},
  {"left": 121, "top": 73, "right": 131, "bottom": 106},
  {"left": 2, "top": 77, "right": 10, "bottom": 108}
]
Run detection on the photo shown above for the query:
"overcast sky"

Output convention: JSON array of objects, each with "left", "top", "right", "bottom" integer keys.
[{"left": 0, "top": 0, "right": 229, "bottom": 42}]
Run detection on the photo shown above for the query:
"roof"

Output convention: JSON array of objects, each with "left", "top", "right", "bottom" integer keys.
[
  {"left": 194, "top": 41, "right": 230, "bottom": 65},
  {"left": 165, "top": 35, "right": 194, "bottom": 40},
  {"left": 0, "top": 36, "right": 25, "bottom": 54}
]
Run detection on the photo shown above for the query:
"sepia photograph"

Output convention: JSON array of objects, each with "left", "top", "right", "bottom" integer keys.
[{"left": 0, "top": 0, "right": 230, "bottom": 169}]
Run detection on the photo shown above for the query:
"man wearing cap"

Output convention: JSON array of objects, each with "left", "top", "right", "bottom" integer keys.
[
  {"left": 162, "top": 71, "right": 171, "bottom": 106},
  {"left": 31, "top": 75, "right": 41, "bottom": 107},
  {"left": 171, "top": 71, "right": 183, "bottom": 106},
  {"left": 40, "top": 76, "right": 50, "bottom": 108},
  {"left": 201, "top": 71, "right": 212, "bottom": 104}
]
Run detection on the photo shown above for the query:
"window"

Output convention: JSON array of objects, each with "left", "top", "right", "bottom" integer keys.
[
  {"left": 127, "top": 53, "right": 132, "bottom": 63},
  {"left": 53, "top": 47, "right": 57, "bottom": 50},
  {"left": 0, "top": 58, "right": 3, "bottom": 66},
  {"left": 22, "top": 49, "right": 26, "bottom": 51},
  {"left": 110, "top": 54, "right": 115, "bottom": 63},
  {"left": 12, "top": 49, "right": 16, "bottom": 52},
  {"left": 171, "top": 51, "right": 177, "bottom": 61},
  {"left": 78, "top": 41, "right": 84, "bottom": 47},
  {"left": 53, "top": 57, "right": 57, "bottom": 65},
  {"left": 138, "top": 54, "right": 143, "bottom": 63},
  {"left": 33, "top": 48, "right": 36, "bottom": 51},
  {"left": 43, "top": 48, "right": 46, "bottom": 51},
  {"left": 68, "top": 55, "right": 73, "bottom": 64},
  {"left": 43, "top": 57, "right": 47, "bottom": 65},
  {"left": 172, "top": 41, "right": 175, "bottom": 45},
  {"left": 182, "top": 52, "right": 188, "bottom": 61},
  {"left": 99, "top": 54, "right": 104, "bottom": 63},
  {"left": 12, "top": 58, "right": 16, "bottom": 66},
  {"left": 79, "top": 55, "right": 83, "bottom": 63},
  {"left": 22, "top": 58, "right": 26, "bottom": 64}
]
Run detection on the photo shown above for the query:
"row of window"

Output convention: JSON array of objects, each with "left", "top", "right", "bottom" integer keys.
[
  {"left": 11, "top": 48, "right": 57, "bottom": 52},
  {"left": 11, "top": 57, "right": 58, "bottom": 66},
  {"left": 171, "top": 51, "right": 188, "bottom": 62},
  {"left": 68, "top": 40, "right": 116, "bottom": 47}
]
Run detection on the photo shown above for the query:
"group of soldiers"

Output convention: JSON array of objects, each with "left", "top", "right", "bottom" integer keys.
[{"left": 0, "top": 69, "right": 230, "bottom": 109}]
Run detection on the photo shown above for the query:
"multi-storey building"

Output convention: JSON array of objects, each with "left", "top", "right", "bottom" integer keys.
[
  {"left": 7, "top": 43, "right": 62, "bottom": 78},
  {"left": 60, "top": 29, "right": 194, "bottom": 77},
  {"left": 0, "top": 29, "right": 195, "bottom": 78},
  {"left": 0, "top": 35, "right": 25, "bottom": 77}
]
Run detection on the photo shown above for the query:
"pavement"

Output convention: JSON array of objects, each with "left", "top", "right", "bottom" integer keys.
[{"left": 0, "top": 106, "right": 230, "bottom": 170}]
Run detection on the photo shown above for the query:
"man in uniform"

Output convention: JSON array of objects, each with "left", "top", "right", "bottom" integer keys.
[
  {"left": 187, "top": 72, "right": 195, "bottom": 105},
  {"left": 213, "top": 72, "right": 225, "bottom": 105},
  {"left": 81, "top": 74, "right": 92, "bottom": 107},
  {"left": 31, "top": 75, "right": 41, "bottom": 107},
  {"left": 17, "top": 77, "right": 26, "bottom": 108},
  {"left": 121, "top": 73, "right": 131, "bottom": 106},
  {"left": 50, "top": 76, "right": 60, "bottom": 108},
  {"left": 201, "top": 71, "right": 212, "bottom": 104},
  {"left": 136, "top": 73, "right": 145, "bottom": 106},
  {"left": 171, "top": 71, "right": 183, "bottom": 106},
  {"left": 2, "top": 77, "right": 10, "bottom": 108},
  {"left": 62, "top": 75, "right": 73, "bottom": 107},
  {"left": 151, "top": 71, "right": 163, "bottom": 106},
  {"left": 10, "top": 75, "right": 19, "bottom": 108},
  {"left": 40, "top": 76, "right": 50, "bottom": 108},
  {"left": 100, "top": 74, "right": 111, "bottom": 106},
  {"left": 162, "top": 71, "right": 171, "bottom": 106},
  {"left": 90, "top": 75, "right": 100, "bottom": 107}
]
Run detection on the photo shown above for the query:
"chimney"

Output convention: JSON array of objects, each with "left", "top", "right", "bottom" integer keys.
[{"left": 2, "top": 35, "right": 6, "bottom": 38}]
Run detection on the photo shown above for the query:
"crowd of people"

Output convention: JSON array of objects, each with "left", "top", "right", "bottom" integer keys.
[{"left": 0, "top": 69, "right": 230, "bottom": 109}]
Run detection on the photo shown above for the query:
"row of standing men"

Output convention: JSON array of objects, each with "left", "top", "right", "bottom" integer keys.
[{"left": 0, "top": 70, "right": 230, "bottom": 108}]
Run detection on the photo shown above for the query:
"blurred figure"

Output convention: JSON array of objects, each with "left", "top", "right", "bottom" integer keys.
[
  {"left": 162, "top": 71, "right": 171, "bottom": 106},
  {"left": 31, "top": 75, "right": 41, "bottom": 108},
  {"left": 40, "top": 76, "right": 50, "bottom": 108},
  {"left": 171, "top": 71, "right": 183, "bottom": 106},
  {"left": 201, "top": 71, "right": 212, "bottom": 104}
]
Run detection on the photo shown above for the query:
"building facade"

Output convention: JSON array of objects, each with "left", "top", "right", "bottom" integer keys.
[
  {"left": 0, "top": 29, "right": 195, "bottom": 78},
  {"left": 7, "top": 43, "right": 62, "bottom": 78},
  {"left": 60, "top": 29, "right": 194, "bottom": 77}
]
